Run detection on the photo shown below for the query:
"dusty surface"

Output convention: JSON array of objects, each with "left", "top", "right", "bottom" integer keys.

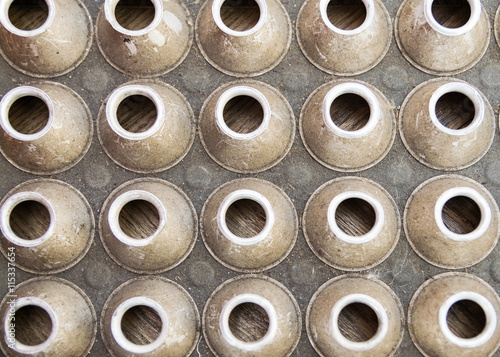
[{"left": 1, "top": 0, "right": 500, "bottom": 355}]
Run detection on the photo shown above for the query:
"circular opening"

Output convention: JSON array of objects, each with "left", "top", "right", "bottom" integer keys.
[
  {"left": 338, "top": 302, "right": 379, "bottom": 342},
  {"left": 220, "top": 0, "right": 260, "bottom": 32},
  {"left": 228, "top": 302, "right": 270, "bottom": 342},
  {"left": 9, "top": 200, "right": 50, "bottom": 240},
  {"left": 446, "top": 299, "right": 486, "bottom": 339},
  {"left": 225, "top": 199, "right": 266, "bottom": 238},
  {"left": 8, "top": 96, "right": 49, "bottom": 135},
  {"left": 223, "top": 95, "right": 264, "bottom": 134},
  {"left": 435, "top": 92, "right": 475, "bottom": 130},
  {"left": 335, "top": 197, "right": 376, "bottom": 237},
  {"left": 330, "top": 93, "right": 370, "bottom": 131},
  {"left": 8, "top": 0, "right": 48, "bottom": 31},
  {"left": 115, "top": 0, "right": 155, "bottom": 31},
  {"left": 119, "top": 199, "right": 160, "bottom": 239},
  {"left": 15, "top": 305, "right": 53, "bottom": 346},
  {"left": 326, "top": 0, "right": 366, "bottom": 30},
  {"left": 442, "top": 195, "right": 481, "bottom": 234},
  {"left": 431, "top": 0, "right": 471, "bottom": 28},
  {"left": 121, "top": 305, "right": 163, "bottom": 345},
  {"left": 117, "top": 95, "right": 157, "bottom": 134}
]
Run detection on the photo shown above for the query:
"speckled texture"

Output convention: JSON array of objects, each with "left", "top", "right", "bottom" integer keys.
[
  {"left": 307, "top": 274, "right": 404, "bottom": 357},
  {"left": 404, "top": 175, "right": 500, "bottom": 269},
  {"left": 99, "top": 178, "right": 198, "bottom": 274},
  {"left": 201, "top": 178, "right": 298, "bottom": 272},
  {"left": 97, "top": 80, "right": 195, "bottom": 173},
  {"left": 0, "top": 277, "right": 96, "bottom": 357},
  {"left": 96, "top": 0, "right": 193, "bottom": 77},
  {"left": 409, "top": 273, "right": 500, "bottom": 357},
  {"left": 303, "top": 176, "right": 401, "bottom": 271},
  {"left": 100, "top": 276, "right": 200, "bottom": 357},
  {"left": 0, "top": 0, "right": 500, "bottom": 355},
  {"left": 0, "top": 0, "right": 92, "bottom": 78},
  {"left": 0, "top": 179, "right": 94, "bottom": 274},
  {"left": 297, "top": 0, "right": 392, "bottom": 75}
]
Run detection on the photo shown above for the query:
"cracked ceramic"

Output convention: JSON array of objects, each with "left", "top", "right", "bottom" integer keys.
[
  {"left": 0, "top": 0, "right": 92, "bottom": 77},
  {"left": 196, "top": 0, "right": 291, "bottom": 76},
  {"left": 203, "top": 275, "right": 301, "bottom": 357},
  {"left": 395, "top": 0, "right": 490, "bottom": 75},
  {"left": 201, "top": 178, "right": 297, "bottom": 272},
  {"left": 409, "top": 273, "right": 500, "bottom": 357},
  {"left": 307, "top": 275, "right": 404, "bottom": 357},
  {"left": 99, "top": 178, "right": 197, "bottom": 274},
  {"left": 0, "top": 82, "right": 93, "bottom": 175},
  {"left": 199, "top": 80, "right": 295, "bottom": 173},
  {"left": 0, "top": 277, "right": 96, "bottom": 357},
  {"left": 96, "top": 0, "right": 193, "bottom": 77},
  {"left": 303, "top": 177, "right": 400, "bottom": 271},
  {"left": 0, "top": 179, "right": 94, "bottom": 274},
  {"left": 97, "top": 80, "right": 195, "bottom": 173},
  {"left": 101, "top": 276, "right": 200, "bottom": 357},
  {"left": 400, "top": 78, "right": 494, "bottom": 170},
  {"left": 297, "top": 0, "right": 391, "bottom": 75},
  {"left": 404, "top": 175, "right": 500, "bottom": 269},
  {"left": 300, "top": 80, "right": 396, "bottom": 172}
]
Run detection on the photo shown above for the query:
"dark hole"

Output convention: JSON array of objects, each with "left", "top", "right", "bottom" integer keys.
[
  {"left": 121, "top": 305, "right": 162, "bottom": 345},
  {"left": 229, "top": 303, "right": 270, "bottom": 342},
  {"left": 435, "top": 92, "right": 475, "bottom": 130},
  {"left": 330, "top": 93, "right": 370, "bottom": 131},
  {"left": 442, "top": 196, "right": 481, "bottom": 234},
  {"left": 8, "top": 0, "right": 49, "bottom": 31},
  {"left": 115, "top": 0, "right": 155, "bottom": 31},
  {"left": 338, "top": 303, "right": 379, "bottom": 342},
  {"left": 117, "top": 95, "right": 157, "bottom": 133},
  {"left": 8, "top": 96, "right": 49, "bottom": 135},
  {"left": 119, "top": 200, "right": 160, "bottom": 239},
  {"left": 221, "top": 0, "right": 260, "bottom": 31},
  {"left": 432, "top": 0, "right": 471, "bottom": 28},
  {"left": 226, "top": 199, "right": 266, "bottom": 238},
  {"left": 10, "top": 200, "right": 50, "bottom": 240},
  {"left": 223, "top": 95, "right": 264, "bottom": 134},
  {"left": 16, "top": 305, "right": 52, "bottom": 346},
  {"left": 447, "top": 299, "right": 486, "bottom": 339},
  {"left": 327, "top": 0, "right": 366, "bottom": 30},
  {"left": 335, "top": 198, "right": 376, "bottom": 237}
]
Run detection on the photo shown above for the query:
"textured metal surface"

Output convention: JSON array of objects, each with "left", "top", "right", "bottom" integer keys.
[{"left": 1, "top": 0, "right": 500, "bottom": 355}]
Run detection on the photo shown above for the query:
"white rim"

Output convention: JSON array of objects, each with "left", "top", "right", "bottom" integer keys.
[
  {"left": 330, "top": 293, "right": 389, "bottom": 351},
  {"left": 111, "top": 296, "right": 169, "bottom": 354},
  {"left": 320, "top": 0, "right": 374, "bottom": 35},
  {"left": 4, "top": 297, "right": 58, "bottom": 354},
  {"left": 0, "top": 86, "right": 54, "bottom": 141},
  {"left": 429, "top": 82, "right": 484, "bottom": 136},
  {"left": 424, "top": 0, "right": 480, "bottom": 36},
  {"left": 106, "top": 84, "right": 165, "bottom": 141},
  {"left": 108, "top": 190, "right": 166, "bottom": 247},
  {"left": 220, "top": 294, "right": 278, "bottom": 351},
  {"left": 434, "top": 187, "right": 491, "bottom": 242},
  {"left": 327, "top": 191, "right": 384, "bottom": 244},
  {"left": 0, "top": 0, "right": 55, "bottom": 37},
  {"left": 212, "top": 0, "right": 268, "bottom": 36},
  {"left": 0, "top": 192, "right": 55, "bottom": 247},
  {"left": 104, "top": 0, "right": 163, "bottom": 37},
  {"left": 322, "top": 83, "right": 380, "bottom": 138},
  {"left": 215, "top": 86, "right": 271, "bottom": 140},
  {"left": 217, "top": 189, "right": 275, "bottom": 246},
  {"left": 439, "top": 291, "right": 497, "bottom": 348}
]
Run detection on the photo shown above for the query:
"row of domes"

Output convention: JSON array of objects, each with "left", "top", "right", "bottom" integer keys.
[
  {"left": 0, "top": 77, "right": 495, "bottom": 175},
  {"left": 0, "top": 0, "right": 499, "bottom": 77},
  {"left": 0, "top": 175, "right": 497, "bottom": 274},
  {"left": 1, "top": 273, "right": 499, "bottom": 357}
]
